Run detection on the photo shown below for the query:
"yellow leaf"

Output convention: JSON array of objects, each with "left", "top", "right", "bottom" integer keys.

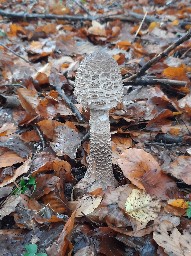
[
  {"left": 168, "top": 199, "right": 188, "bottom": 209},
  {"left": 148, "top": 22, "right": 159, "bottom": 31},
  {"left": 125, "top": 189, "right": 161, "bottom": 224},
  {"left": 171, "top": 20, "right": 179, "bottom": 26}
]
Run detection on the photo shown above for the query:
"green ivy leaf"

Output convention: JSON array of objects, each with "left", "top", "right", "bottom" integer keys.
[
  {"left": 36, "top": 253, "right": 47, "bottom": 256},
  {"left": 24, "top": 244, "right": 37, "bottom": 254},
  {"left": 186, "top": 202, "right": 191, "bottom": 218}
]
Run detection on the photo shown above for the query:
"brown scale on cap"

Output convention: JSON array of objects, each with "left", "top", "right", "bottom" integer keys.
[{"left": 74, "top": 51, "right": 123, "bottom": 192}]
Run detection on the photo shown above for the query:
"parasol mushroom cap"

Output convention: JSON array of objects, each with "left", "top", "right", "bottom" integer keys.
[{"left": 74, "top": 51, "right": 123, "bottom": 110}]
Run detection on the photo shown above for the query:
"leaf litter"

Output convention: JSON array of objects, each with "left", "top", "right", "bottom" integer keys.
[{"left": 0, "top": 0, "right": 191, "bottom": 255}]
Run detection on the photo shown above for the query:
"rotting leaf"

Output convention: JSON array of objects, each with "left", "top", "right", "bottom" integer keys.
[
  {"left": 153, "top": 217, "right": 191, "bottom": 256},
  {"left": 125, "top": 189, "right": 161, "bottom": 225},
  {"left": 0, "top": 137, "right": 31, "bottom": 158},
  {"left": 164, "top": 155, "right": 191, "bottom": 185},
  {"left": 0, "top": 158, "right": 31, "bottom": 187},
  {"left": 0, "top": 195, "right": 21, "bottom": 220},
  {"left": 51, "top": 125, "right": 82, "bottom": 158},
  {"left": 75, "top": 195, "right": 102, "bottom": 217}
]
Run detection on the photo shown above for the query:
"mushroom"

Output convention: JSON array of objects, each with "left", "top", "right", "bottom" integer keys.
[{"left": 74, "top": 51, "right": 123, "bottom": 191}]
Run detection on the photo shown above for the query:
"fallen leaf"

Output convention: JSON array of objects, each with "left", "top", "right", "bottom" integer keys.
[
  {"left": 17, "top": 88, "right": 39, "bottom": 115},
  {"left": 0, "top": 158, "right": 31, "bottom": 187},
  {"left": 125, "top": 189, "right": 161, "bottom": 224},
  {"left": 51, "top": 125, "right": 82, "bottom": 158},
  {"left": 87, "top": 21, "right": 107, "bottom": 36},
  {"left": 75, "top": 195, "right": 102, "bottom": 217},
  {"left": 0, "top": 150, "right": 23, "bottom": 168},
  {"left": 153, "top": 217, "right": 191, "bottom": 256},
  {"left": 162, "top": 65, "right": 188, "bottom": 81},
  {"left": 140, "top": 169, "right": 178, "bottom": 199},
  {"left": 117, "top": 148, "right": 160, "bottom": 189},
  {"left": 168, "top": 199, "right": 188, "bottom": 209},
  {"left": 0, "top": 195, "right": 21, "bottom": 220},
  {"left": 164, "top": 156, "right": 191, "bottom": 185},
  {"left": 47, "top": 211, "right": 76, "bottom": 256}
]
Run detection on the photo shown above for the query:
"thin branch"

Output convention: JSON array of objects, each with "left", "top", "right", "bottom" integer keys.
[
  {"left": 73, "top": 0, "right": 91, "bottom": 16},
  {"left": 133, "top": 11, "right": 147, "bottom": 41},
  {"left": 1, "top": 9, "right": 191, "bottom": 27},
  {"left": 33, "top": 124, "right": 46, "bottom": 150},
  {"left": 124, "top": 28, "right": 191, "bottom": 82},
  {"left": 53, "top": 85, "right": 84, "bottom": 123},
  {"left": 0, "top": 9, "right": 95, "bottom": 21},
  {"left": 123, "top": 77, "right": 187, "bottom": 87},
  {"left": 0, "top": 42, "right": 30, "bottom": 63}
]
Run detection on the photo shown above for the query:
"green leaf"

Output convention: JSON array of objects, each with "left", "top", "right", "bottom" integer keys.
[
  {"left": 28, "top": 177, "right": 36, "bottom": 185},
  {"left": 36, "top": 253, "right": 48, "bottom": 256},
  {"left": 25, "top": 244, "right": 37, "bottom": 254},
  {"left": 0, "top": 30, "right": 6, "bottom": 37},
  {"left": 20, "top": 179, "right": 27, "bottom": 187},
  {"left": 23, "top": 253, "right": 36, "bottom": 256},
  {"left": 186, "top": 203, "right": 191, "bottom": 218}
]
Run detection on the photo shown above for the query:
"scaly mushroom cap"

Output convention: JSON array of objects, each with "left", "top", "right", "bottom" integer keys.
[{"left": 74, "top": 51, "right": 123, "bottom": 110}]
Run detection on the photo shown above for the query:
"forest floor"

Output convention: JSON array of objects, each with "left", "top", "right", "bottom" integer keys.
[{"left": 0, "top": 0, "right": 191, "bottom": 255}]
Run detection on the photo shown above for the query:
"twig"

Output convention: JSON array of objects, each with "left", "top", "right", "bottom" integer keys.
[
  {"left": 0, "top": 9, "right": 95, "bottom": 21},
  {"left": 0, "top": 42, "right": 30, "bottom": 64},
  {"left": 124, "top": 28, "right": 191, "bottom": 82},
  {"left": 123, "top": 77, "right": 187, "bottom": 87},
  {"left": 2, "top": 84, "right": 22, "bottom": 87},
  {"left": 0, "top": 94, "right": 21, "bottom": 108},
  {"left": 1, "top": 9, "right": 191, "bottom": 27},
  {"left": 81, "top": 131, "right": 90, "bottom": 144},
  {"left": 33, "top": 124, "right": 46, "bottom": 150},
  {"left": 133, "top": 11, "right": 147, "bottom": 41},
  {"left": 73, "top": 0, "right": 91, "bottom": 16},
  {"left": 53, "top": 85, "right": 84, "bottom": 123}
]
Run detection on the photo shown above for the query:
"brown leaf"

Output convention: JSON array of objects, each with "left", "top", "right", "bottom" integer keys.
[
  {"left": 17, "top": 88, "right": 39, "bottom": 115},
  {"left": 20, "top": 130, "right": 40, "bottom": 142},
  {"left": 41, "top": 191, "right": 67, "bottom": 214},
  {"left": 75, "top": 195, "right": 102, "bottom": 217},
  {"left": 37, "top": 119, "right": 61, "bottom": 139},
  {"left": 0, "top": 158, "right": 31, "bottom": 187},
  {"left": 0, "top": 123, "right": 16, "bottom": 137},
  {"left": 117, "top": 149, "right": 160, "bottom": 189},
  {"left": 164, "top": 155, "right": 191, "bottom": 185},
  {"left": 140, "top": 169, "right": 178, "bottom": 199},
  {"left": 162, "top": 65, "right": 188, "bottom": 81},
  {"left": 0, "top": 150, "right": 23, "bottom": 168},
  {"left": 32, "top": 174, "right": 60, "bottom": 199},
  {"left": 46, "top": 211, "right": 76, "bottom": 256},
  {"left": 111, "top": 136, "right": 132, "bottom": 164}
]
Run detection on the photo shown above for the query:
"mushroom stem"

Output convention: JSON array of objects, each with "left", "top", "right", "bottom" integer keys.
[{"left": 85, "top": 109, "right": 116, "bottom": 188}]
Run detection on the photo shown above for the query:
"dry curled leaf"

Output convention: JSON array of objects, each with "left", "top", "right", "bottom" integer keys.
[
  {"left": 51, "top": 125, "right": 82, "bottom": 158},
  {"left": 0, "top": 158, "right": 31, "bottom": 187},
  {"left": 0, "top": 195, "right": 21, "bottom": 220},
  {"left": 153, "top": 217, "right": 191, "bottom": 256},
  {"left": 164, "top": 156, "right": 191, "bottom": 185},
  {"left": 75, "top": 195, "right": 102, "bottom": 217},
  {"left": 125, "top": 189, "right": 161, "bottom": 225}
]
